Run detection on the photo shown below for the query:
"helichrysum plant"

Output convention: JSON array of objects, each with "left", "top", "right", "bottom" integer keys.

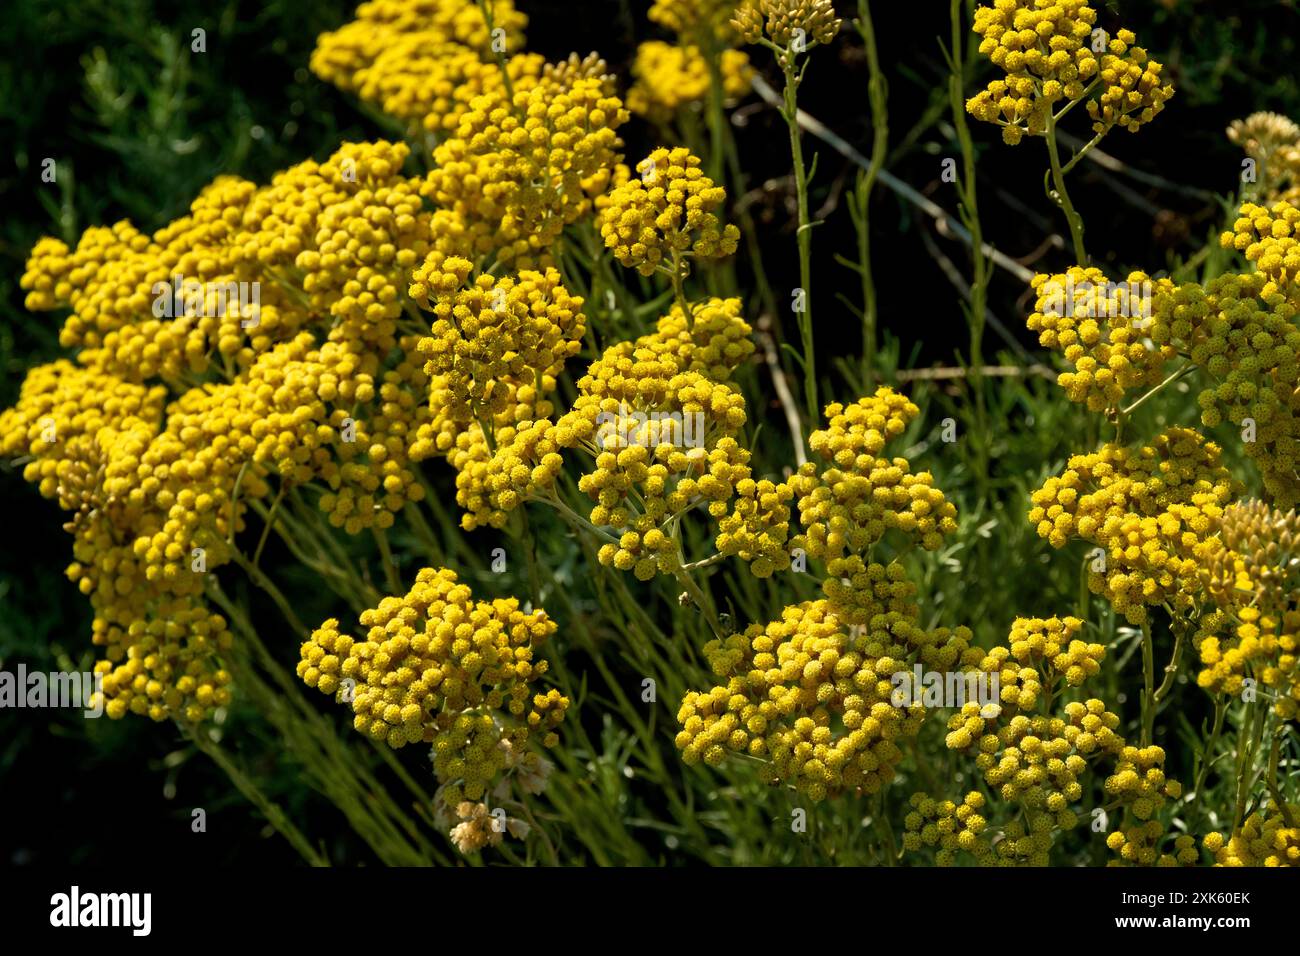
[{"left": 5, "top": 0, "right": 1299, "bottom": 868}]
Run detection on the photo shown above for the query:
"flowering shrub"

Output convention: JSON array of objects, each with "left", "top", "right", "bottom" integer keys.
[{"left": 5, "top": 0, "right": 1299, "bottom": 868}]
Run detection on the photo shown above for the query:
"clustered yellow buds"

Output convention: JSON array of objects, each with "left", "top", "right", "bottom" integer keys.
[
  {"left": 423, "top": 74, "right": 629, "bottom": 268},
  {"left": 4, "top": 144, "right": 456, "bottom": 722},
  {"left": 1228, "top": 112, "right": 1300, "bottom": 204},
  {"left": 1204, "top": 802, "right": 1300, "bottom": 866},
  {"left": 600, "top": 147, "right": 740, "bottom": 277},
  {"left": 1195, "top": 500, "right": 1300, "bottom": 720},
  {"left": 311, "top": 0, "right": 529, "bottom": 137},
  {"left": 793, "top": 389, "right": 958, "bottom": 571},
  {"left": 1222, "top": 200, "right": 1300, "bottom": 295},
  {"left": 1029, "top": 427, "right": 1237, "bottom": 623},
  {"left": 966, "top": 1, "right": 1172, "bottom": 145},
  {"left": 1028, "top": 268, "right": 1175, "bottom": 412},
  {"left": 912, "top": 614, "right": 1194, "bottom": 866},
  {"left": 412, "top": 259, "right": 585, "bottom": 425},
  {"left": 903, "top": 792, "right": 992, "bottom": 865},
  {"left": 679, "top": 387, "right": 976, "bottom": 799},
  {"left": 626, "top": 41, "right": 753, "bottom": 126},
  {"left": 650, "top": 0, "right": 742, "bottom": 46},
  {"left": 677, "top": 597, "right": 978, "bottom": 801},
  {"left": 298, "top": 567, "right": 566, "bottom": 809},
  {"left": 732, "top": 0, "right": 842, "bottom": 51},
  {"left": 561, "top": 299, "right": 753, "bottom": 579}
]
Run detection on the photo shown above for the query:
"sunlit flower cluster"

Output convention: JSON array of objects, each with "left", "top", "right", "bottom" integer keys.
[
  {"left": 1204, "top": 802, "right": 1300, "bottom": 866},
  {"left": 600, "top": 147, "right": 740, "bottom": 277},
  {"left": 1028, "top": 267, "right": 1174, "bottom": 412},
  {"left": 966, "top": 1, "right": 1172, "bottom": 145},
  {"left": 1196, "top": 500, "right": 1300, "bottom": 719},
  {"left": 297, "top": 568, "right": 567, "bottom": 803},
  {"left": 1029, "top": 427, "right": 1238, "bottom": 622},
  {"left": 627, "top": 41, "right": 752, "bottom": 126},
  {"left": 677, "top": 595, "right": 978, "bottom": 801}
]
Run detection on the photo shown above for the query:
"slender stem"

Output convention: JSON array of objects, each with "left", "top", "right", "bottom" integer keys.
[
  {"left": 948, "top": 0, "right": 989, "bottom": 483},
  {"left": 1060, "top": 132, "right": 1105, "bottom": 176},
  {"left": 371, "top": 525, "right": 402, "bottom": 594},
  {"left": 1120, "top": 363, "right": 1193, "bottom": 417},
  {"left": 1140, "top": 618, "right": 1155, "bottom": 746},
  {"left": 777, "top": 52, "right": 819, "bottom": 430},
  {"left": 673, "top": 566, "right": 722, "bottom": 638},
  {"left": 186, "top": 727, "right": 330, "bottom": 867},
  {"left": 1192, "top": 695, "right": 1227, "bottom": 798},
  {"left": 1233, "top": 697, "right": 1268, "bottom": 827},
  {"left": 1045, "top": 111, "right": 1087, "bottom": 264},
  {"left": 475, "top": 0, "right": 514, "bottom": 101},
  {"left": 854, "top": 0, "right": 888, "bottom": 386},
  {"left": 252, "top": 480, "right": 287, "bottom": 568}
]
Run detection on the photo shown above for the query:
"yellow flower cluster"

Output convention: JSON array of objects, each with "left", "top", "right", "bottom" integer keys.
[
  {"left": 410, "top": 257, "right": 586, "bottom": 427},
  {"left": 1228, "top": 111, "right": 1300, "bottom": 203},
  {"left": 563, "top": 302, "right": 753, "bottom": 579},
  {"left": 1104, "top": 745, "right": 1183, "bottom": 821},
  {"left": 425, "top": 294, "right": 756, "bottom": 546},
  {"left": 1196, "top": 500, "right": 1300, "bottom": 719},
  {"left": 1107, "top": 823, "right": 1198, "bottom": 866},
  {"left": 311, "top": 0, "right": 528, "bottom": 135},
  {"left": 1029, "top": 427, "right": 1237, "bottom": 622},
  {"left": 627, "top": 41, "right": 753, "bottom": 126},
  {"left": 678, "top": 384, "right": 970, "bottom": 796},
  {"left": 423, "top": 72, "right": 629, "bottom": 268},
  {"left": 732, "top": 0, "right": 842, "bottom": 51},
  {"left": 650, "top": 0, "right": 741, "bottom": 45},
  {"left": 1028, "top": 268, "right": 1175, "bottom": 412},
  {"left": 919, "top": 616, "right": 1193, "bottom": 866},
  {"left": 677, "top": 594, "right": 978, "bottom": 801},
  {"left": 297, "top": 567, "right": 566, "bottom": 808},
  {"left": 902, "top": 792, "right": 993, "bottom": 865},
  {"left": 1204, "top": 803, "right": 1300, "bottom": 866},
  {"left": 600, "top": 148, "right": 740, "bottom": 277},
  {"left": 791, "top": 389, "right": 959, "bottom": 589},
  {"left": 716, "top": 477, "right": 795, "bottom": 577},
  {"left": 966, "top": 2, "right": 1172, "bottom": 145},
  {"left": 1222, "top": 200, "right": 1300, "bottom": 295}
]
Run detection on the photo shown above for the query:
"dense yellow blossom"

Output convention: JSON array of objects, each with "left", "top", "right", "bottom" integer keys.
[
  {"left": 1029, "top": 427, "right": 1238, "bottom": 622},
  {"left": 1205, "top": 803, "right": 1300, "bottom": 866},
  {"left": 411, "top": 257, "right": 586, "bottom": 426},
  {"left": 600, "top": 147, "right": 739, "bottom": 277},
  {"left": 902, "top": 792, "right": 994, "bottom": 866},
  {"left": 966, "top": 2, "right": 1172, "bottom": 145},
  {"left": 298, "top": 567, "right": 566, "bottom": 807},
  {"left": 650, "top": 0, "right": 741, "bottom": 45},
  {"left": 1196, "top": 500, "right": 1300, "bottom": 719},
  {"left": 626, "top": 41, "right": 752, "bottom": 125},
  {"left": 1222, "top": 200, "right": 1300, "bottom": 295},
  {"left": 677, "top": 596, "right": 978, "bottom": 800},
  {"left": 422, "top": 75, "right": 629, "bottom": 267},
  {"left": 918, "top": 615, "right": 1189, "bottom": 866},
  {"left": 792, "top": 390, "right": 959, "bottom": 586},
  {"left": 732, "top": 0, "right": 842, "bottom": 51},
  {"left": 1028, "top": 268, "right": 1174, "bottom": 412}
]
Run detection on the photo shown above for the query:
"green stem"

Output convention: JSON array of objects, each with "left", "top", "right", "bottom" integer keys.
[
  {"left": 1140, "top": 618, "right": 1155, "bottom": 746},
  {"left": 778, "top": 53, "right": 819, "bottom": 430},
  {"left": 1045, "top": 111, "right": 1087, "bottom": 264}
]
